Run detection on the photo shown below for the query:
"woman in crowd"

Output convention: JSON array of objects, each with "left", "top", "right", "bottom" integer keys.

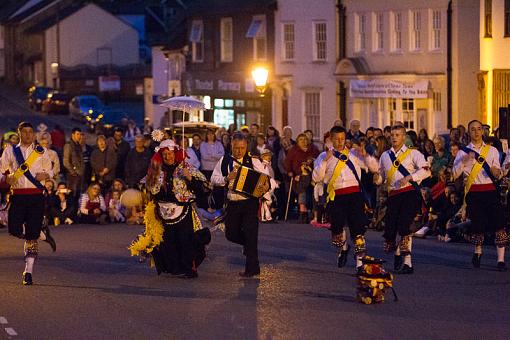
[
  {"left": 91, "top": 135, "right": 117, "bottom": 191},
  {"left": 431, "top": 136, "right": 451, "bottom": 182},
  {"left": 50, "top": 182, "right": 76, "bottom": 225},
  {"left": 200, "top": 129, "right": 224, "bottom": 180},
  {"left": 220, "top": 132, "right": 232, "bottom": 156},
  {"left": 38, "top": 132, "right": 61, "bottom": 181},
  {"left": 79, "top": 182, "right": 107, "bottom": 224}
]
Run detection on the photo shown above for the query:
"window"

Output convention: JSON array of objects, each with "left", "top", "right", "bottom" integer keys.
[
  {"left": 190, "top": 20, "right": 204, "bottom": 62},
  {"left": 505, "top": 0, "right": 510, "bottom": 37},
  {"left": 433, "top": 92, "right": 442, "bottom": 111},
  {"left": 389, "top": 98, "right": 397, "bottom": 125},
  {"left": 485, "top": 0, "right": 492, "bottom": 37},
  {"left": 247, "top": 15, "right": 267, "bottom": 60},
  {"left": 391, "top": 12, "right": 402, "bottom": 51},
  {"left": 355, "top": 13, "right": 366, "bottom": 52},
  {"left": 373, "top": 12, "right": 384, "bottom": 52},
  {"left": 314, "top": 22, "right": 327, "bottom": 60},
  {"left": 220, "top": 17, "right": 233, "bottom": 62},
  {"left": 304, "top": 92, "right": 321, "bottom": 138},
  {"left": 410, "top": 11, "right": 421, "bottom": 51},
  {"left": 402, "top": 98, "right": 415, "bottom": 130},
  {"left": 431, "top": 10, "right": 441, "bottom": 50},
  {"left": 282, "top": 23, "right": 295, "bottom": 61}
]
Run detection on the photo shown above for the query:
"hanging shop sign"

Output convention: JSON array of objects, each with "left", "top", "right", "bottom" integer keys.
[{"left": 350, "top": 80, "right": 428, "bottom": 99}]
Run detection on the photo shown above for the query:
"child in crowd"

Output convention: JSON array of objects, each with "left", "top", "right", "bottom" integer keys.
[
  {"left": 108, "top": 190, "right": 126, "bottom": 223},
  {"left": 259, "top": 149, "right": 278, "bottom": 222}
]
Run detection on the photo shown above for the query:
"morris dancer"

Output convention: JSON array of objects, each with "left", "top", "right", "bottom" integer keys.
[
  {"left": 374, "top": 124, "right": 430, "bottom": 274},
  {"left": 129, "top": 137, "right": 210, "bottom": 278},
  {"left": 312, "top": 126, "right": 379, "bottom": 271},
  {"left": 0, "top": 122, "right": 56, "bottom": 285},
  {"left": 211, "top": 133, "right": 270, "bottom": 277},
  {"left": 453, "top": 120, "right": 508, "bottom": 271}
]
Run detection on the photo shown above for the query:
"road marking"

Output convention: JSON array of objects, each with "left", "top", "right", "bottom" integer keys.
[
  {"left": 5, "top": 328, "right": 17, "bottom": 336},
  {"left": 0, "top": 318, "right": 7, "bottom": 325}
]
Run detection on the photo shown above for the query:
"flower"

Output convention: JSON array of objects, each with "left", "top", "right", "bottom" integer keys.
[{"left": 151, "top": 129, "right": 164, "bottom": 142}]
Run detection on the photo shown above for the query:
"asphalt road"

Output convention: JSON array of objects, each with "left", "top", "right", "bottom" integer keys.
[{"left": 0, "top": 222, "right": 509, "bottom": 340}]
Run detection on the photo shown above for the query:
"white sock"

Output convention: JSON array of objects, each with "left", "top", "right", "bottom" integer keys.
[
  {"left": 341, "top": 230, "right": 348, "bottom": 251},
  {"left": 25, "top": 257, "right": 35, "bottom": 274},
  {"left": 404, "top": 254, "right": 412, "bottom": 267},
  {"left": 39, "top": 230, "right": 46, "bottom": 241},
  {"left": 497, "top": 246, "right": 505, "bottom": 263},
  {"left": 394, "top": 247, "right": 401, "bottom": 256},
  {"left": 475, "top": 245, "right": 482, "bottom": 255},
  {"left": 356, "top": 255, "right": 363, "bottom": 268}
]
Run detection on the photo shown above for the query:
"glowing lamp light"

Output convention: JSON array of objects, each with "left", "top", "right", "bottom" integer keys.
[{"left": 251, "top": 67, "right": 269, "bottom": 96}]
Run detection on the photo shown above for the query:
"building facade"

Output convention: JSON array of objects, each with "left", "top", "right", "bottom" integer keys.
[
  {"left": 182, "top": 0, "right": 277, "bottom": 130},
  {"left": 337, "top": 0, "right": 479, "bottom": 135},
  {"left": 272, "top": 0, "right": 338, "bottom": 138},
  {"left": 479, "top": 0, "right": 510, "bottom": 129}
]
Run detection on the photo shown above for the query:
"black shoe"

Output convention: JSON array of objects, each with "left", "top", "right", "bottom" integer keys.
[
  {"left": 396, "top": 264, "right": 414, "bottom": 274},
  {"left": 239, "top": 270, "right": 260, "bottom": 278},
  {"left": 42, "top": 227, "right": 56, "bottom": 252},
  {"left": 337, "top": 245, "right": 350, "bottom": 268},
  {"left": 394, "top": 255, "right": 403, "bottom": 271},
  {"left": 22, "top": 272, "right": 32, "bottom": 285},
  {"left": 497, "top": 262, "right": 506, "bottom": 272},
  {"left": 356, "top": 266, "right": 363, "bottom": 275},
  {"left": 472, "top": 253, "right": 482, "bottom": 268}
]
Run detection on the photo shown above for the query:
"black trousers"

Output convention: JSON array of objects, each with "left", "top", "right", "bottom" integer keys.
[
  {"left": 8, "top": 193, "right": 45, "bottom": 240},
  {"left": 152, "top": 211, "right": 195, "bottom": 275},
  {"left": 466, "top": 190, "right": 505, "bottom": 234},
  {"left": 328, "top": 192, "right": 367, "bottom": 238},
  {"left": 383, "top": 190, "right": 420, "bottom": 242},
  {"left": 225, "top": 198, "right": 260, "bottom": 273}
]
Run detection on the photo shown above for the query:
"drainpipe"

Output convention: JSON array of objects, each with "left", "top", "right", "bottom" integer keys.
[
  {"left": 447, "top": 1, "right": 452, "bottom": 129},
  {"left": 336, "top": 0, "right": 346, "bottom": 61}
]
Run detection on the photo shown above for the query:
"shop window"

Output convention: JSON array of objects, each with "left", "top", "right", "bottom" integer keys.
[
  {"left": 235, "top": 100, "right": 245, "bottom": 107},
  {"left": 402, "top": 98, "right": 415, "bottom": 130},
  {"left": 304, "top": 92, "right": 321, "bottom": 138},
  {"left": 214, "top": 109, "right": 234, "bottom": 128},
  {"left": 214, "top": 98, "right": 224, "bottom": 107},
  {"left": 389, "top": 98, "right": 397, "bottom": 125},
  {"left": 433, "top": 92, "right": 442, "bottom": 111},
  {"left": 224, "top": 99, "right": 234, "bottom": 107},
  {"left": 236, "top": 113, "right": 246, "bottom": 128}
]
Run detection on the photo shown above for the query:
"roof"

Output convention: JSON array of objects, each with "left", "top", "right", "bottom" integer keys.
[
  {"left": 4, "top": 0, "right": 57, "bottom": 24},
  {"left": 24, "top": 2, "right": 83, "bottom": 33},
  {"left": 0, "top": 0, "right": 31, "bottom": 22},
  {"left": 186, "top": 0, "right": 277, "bottom": 16}
]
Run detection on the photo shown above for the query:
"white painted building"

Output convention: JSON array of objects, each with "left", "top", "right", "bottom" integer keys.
[
  {"left": 337, "top": 0, "right": 479, "bottom": 135},
  {"left": 43, "top": 3, "right": 139, "bottom": 87},
  {"left": 272, "top": 0, "right": 338, "bottom": 138},
  {"left": 479, "top": 0, "right": 510, "bottom": 129}
]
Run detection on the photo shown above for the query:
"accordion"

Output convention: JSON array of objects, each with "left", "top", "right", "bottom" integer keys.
[{"left": 228, "top": 165, "right": 270, "bottom": 198}]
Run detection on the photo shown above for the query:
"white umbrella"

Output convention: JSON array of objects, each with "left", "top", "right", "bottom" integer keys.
[{"left": 160, "top": 96, "right": 206, "bottom": 139}]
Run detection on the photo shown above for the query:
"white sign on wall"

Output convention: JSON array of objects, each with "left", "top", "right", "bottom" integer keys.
[
  {"left": 350, "top": 80, "right": 428, "bottom": 99},
  {"left": 99, "top": 75, "right": 120, "bottom": 92}
]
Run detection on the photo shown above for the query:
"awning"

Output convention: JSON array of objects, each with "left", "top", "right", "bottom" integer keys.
[{"left": 349, "top": 79, "right": 428, "bottom": 98}]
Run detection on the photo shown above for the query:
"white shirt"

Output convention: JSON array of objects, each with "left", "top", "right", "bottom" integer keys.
[
  {"left": 452, "top": 142, "right": 500, "bottom": 185},
  {"left": 312, "top": 148, "right": 378, "bottom": 190},
  {"left": 211, "top": 155, "right": 269, "bottom": 201},
  {"left": 185, "top": 147, "right": 201, "bottom": 170},
  {"left": 0, "top": 143, "right": 54, "bottom": 189},
  {"left": 378, "top": 145, "right": 430, "bottom": 191}
]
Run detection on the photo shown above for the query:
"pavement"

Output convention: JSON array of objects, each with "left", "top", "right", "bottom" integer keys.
[{"left": 0, "top": 222, "right": 509, "bottom": 339}]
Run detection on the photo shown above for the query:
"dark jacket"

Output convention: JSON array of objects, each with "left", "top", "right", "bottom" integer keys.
[
  {"left": 63, "top": 140, "right": 84, "bottom": 176},
  {"left": 115, "top": 140, "right": 131, "bottom": 179},
  {"left": 91, "top": 147, "right": 117, "bottom": 183},
  {"left": 125, "top": 147, "right": 152, "bottom": 188}
]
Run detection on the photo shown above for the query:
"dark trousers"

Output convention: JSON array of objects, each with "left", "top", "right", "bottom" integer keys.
[
  {"left": 66, "top": 174, "right": 83, "bottom": 202},
  {"left": 329, "top": 192, "right": 367, "bottom": 238},
  {"left": 466, "top": 190, "right": 505, "bottom": 234},
  {"left": 8, "top": 194, "right": 45, "bottom": 240},
  {"left": 225, "top": 198, "right": 260, "bottom": 273},
  {"left": 383, "top": 190, "right": 420, "bottom": 242}
]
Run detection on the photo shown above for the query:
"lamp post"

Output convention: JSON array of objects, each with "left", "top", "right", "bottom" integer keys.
[
  {"left": 50, "top": 62, "right": 59, "bottom": 89},
  {"left": 251, "top": 66, "right": 269, "bottom": 97}
]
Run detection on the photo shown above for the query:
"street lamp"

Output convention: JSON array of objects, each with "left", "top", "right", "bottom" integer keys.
[
  {"left": 51, "top": 62, "right": 59, "bottom": 89},
  {"left": 251, "top": 66, "right": 269, "bottom": 97}
]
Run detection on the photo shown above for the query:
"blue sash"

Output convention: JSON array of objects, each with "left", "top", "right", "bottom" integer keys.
[
  {"left": 332, "top": 150, "right": 372, "bottom": 208},
  {"left": 388, "top": 150, "right": 421, "bottom": 193},
  {"left": 12, "top": 145, "right": 45, "bottom": 190},
  {"left": 460, "top": 146, "right": 497, "bottom": 184}
]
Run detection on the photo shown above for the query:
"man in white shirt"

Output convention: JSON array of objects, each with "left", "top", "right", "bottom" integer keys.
[
  {"left": 313, "top": 126, "right": 379, "bottom": 272},
  {"left": 1, "top": 122, "right": 57, "bottom": 285},
  {"left": 375, "top": 124, "right": 430, "bottom": 274},
  {"left": 452, "top": 120, "right": 507, "bottom": 271},
  {"left": 211, "top": 133, "right": 270, "bottom": 277}
]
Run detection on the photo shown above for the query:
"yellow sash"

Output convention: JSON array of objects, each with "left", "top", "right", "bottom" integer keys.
[
  {"left": 327, "top": 149, "right": 350, "bottom": 202},
  {"left": 12, "top": 147, "right": 44, "bottom": 181},
  {"left": 463, "top": 144, "right": 491, "bottom": 203},
  {"left": 386, "top": 148, "right": 412, "bottom": 191}
]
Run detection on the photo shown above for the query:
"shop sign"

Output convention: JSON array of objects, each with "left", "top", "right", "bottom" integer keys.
[
  {"left": 99, "top": 75, "right": 121, "bottom": 92},
  {"left": 195, "top": 79, "right": 213, "bottom": 90},
  {"left": 350, "top": 80, "right": 428, "bottom": 98}
]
